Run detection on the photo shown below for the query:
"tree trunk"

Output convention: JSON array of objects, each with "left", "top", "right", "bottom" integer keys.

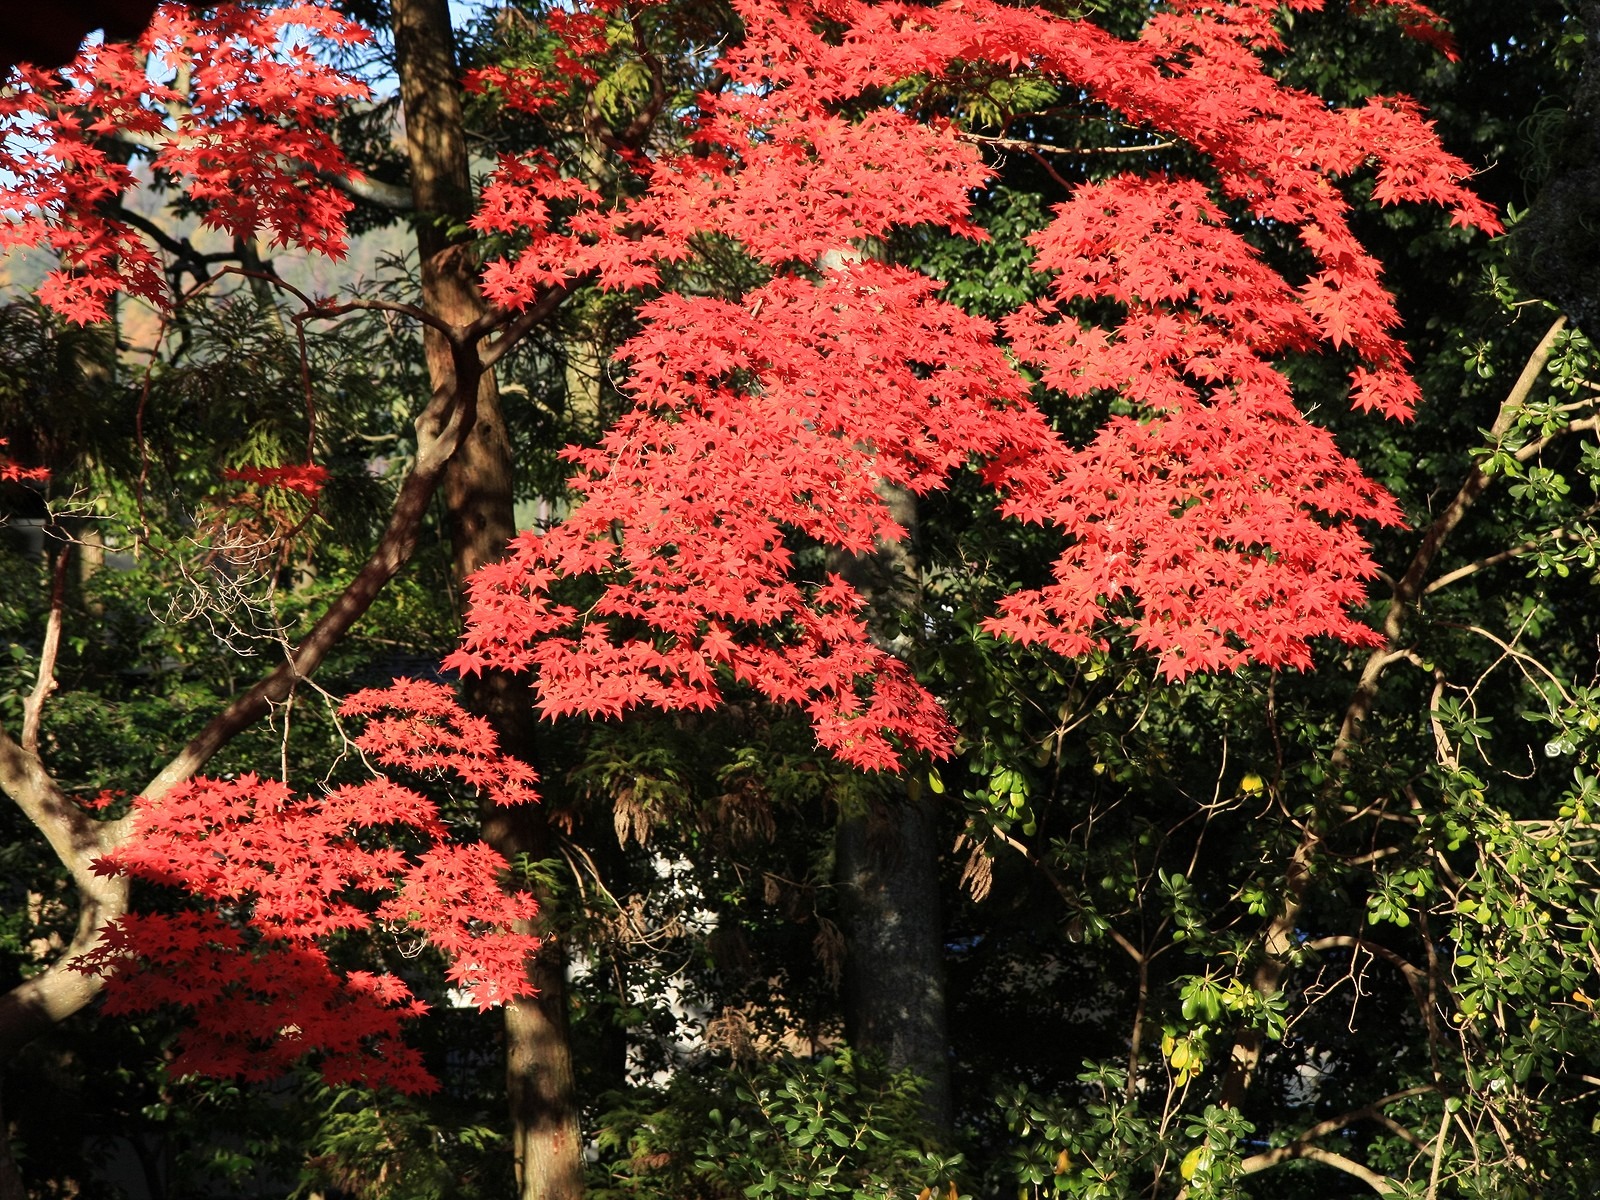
[
  {"left": 829, "top": 480, "right": 954, "bottom": 1134},
  {"left": 391, "top": 3, "right": 585, "bottom": 1198},
  {"left": 835, "top": 784, "right": 953, "bottom": 1132}
]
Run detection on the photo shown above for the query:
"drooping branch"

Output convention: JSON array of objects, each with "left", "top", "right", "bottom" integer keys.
[{"left": 0, "top": 319, "right": 477, "bottom": 1055}]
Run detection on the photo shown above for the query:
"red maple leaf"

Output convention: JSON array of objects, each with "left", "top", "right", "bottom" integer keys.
[{"left": 458, "top": 0, "right": 1498, "bottom": 737}]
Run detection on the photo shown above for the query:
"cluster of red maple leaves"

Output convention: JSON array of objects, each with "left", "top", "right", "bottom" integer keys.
[{"left": 1, "top": 0, "right": 1496, "bottom": 1089}]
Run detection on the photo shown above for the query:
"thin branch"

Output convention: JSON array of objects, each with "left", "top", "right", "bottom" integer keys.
[
  {"left": 300, "top": 295, "right": 453, "bottom": 337},
  {"left": 1126, "top": 948, "right": 1150, "bottom": 1102},
  {"left": 1508, "top": 413, "right": 1599, "bottom": 465},
  {"left": 1441, "top": 622, "right": 1578, "bottom": 708},
  {"left": 1422, "top": 505, "right": 1600, "bottom": 596},
  {"left": 320, "top": 170, "right": 414, "bottom": 211},
  {"left": 1240, "top": 1143, "right": 1400, "bottom": 1194},
  {"left": 960, "top": 131, "right": 1176, "bottom": 156},
  {"left": 617, "top": 11, "right": 668, "bottom": 151},
  {"left": 21, "top": 542, "right": 69, "bottom": 755},
  {"left": 477, "top": 278, "right": 588, "bottom": 370},
  {"left": 1341, "top": 844, "right": 1404, "bottom": 867}
]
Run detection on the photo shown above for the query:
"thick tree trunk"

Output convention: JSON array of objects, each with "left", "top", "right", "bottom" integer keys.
[
  {"left": 829, "top": 480, "right": 953, "bottom": 1134},
  {"left": 485, "top": 797, "right": 584, "bottom": 1200},
  {"left": 835, "top": 785, "right": 953, "bottom": 1131},
  {"left": 391, "top": 4, "right": 585, "bottom": 1198}
]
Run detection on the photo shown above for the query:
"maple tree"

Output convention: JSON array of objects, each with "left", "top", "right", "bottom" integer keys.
[
  {"left": 75, "top": 681, "right": 541, "bottom": 1093},
  {"left": 448, "top": 0, "right": 1497, "bottom": 755},
  {"left": 0, "top": 0, "right": 1556, "bottom": 1194}
]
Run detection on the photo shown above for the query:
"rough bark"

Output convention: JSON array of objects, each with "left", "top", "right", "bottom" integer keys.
[{"left": 392, "top": 3, "right": 585, "bottom": 1197}]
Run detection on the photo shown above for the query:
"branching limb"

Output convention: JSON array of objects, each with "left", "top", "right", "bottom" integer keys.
[
  {"left": 0, "top": 722, "right": 130, "bottom": 1060},
  {"left": 1442, "top": 622, "right": 1579, "bottom": 708},
  {"left": 1219, "top": 318, "right": 1568, "bottom": 1109},
  {"left": 113, "top": 205, "right": 234, "bottom": 283},
  {"left": 0, "top": 327, "right": 496, "bottom": 1057}
]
